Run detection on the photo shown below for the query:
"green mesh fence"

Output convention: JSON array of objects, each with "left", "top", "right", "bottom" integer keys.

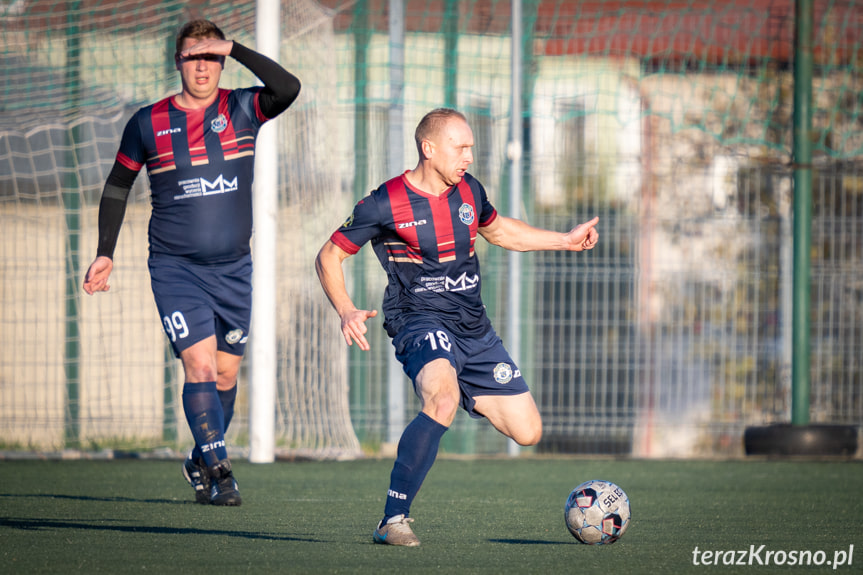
[{"left": 1, "top": 0, "right": 861, "bottom": 457}]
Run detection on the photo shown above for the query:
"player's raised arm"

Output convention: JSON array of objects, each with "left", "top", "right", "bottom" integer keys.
[
  {"left": 230, "top": 42, "right": 301, "bottom": 118},
  {"left": 315, "top": 240, "right": 378, "bottom": 351},
  {"left": 177, "top": 37, "right": 301, "bottom": 119},
  {"left": 479, "top": 215, "right": 599, "bottom": 252}
]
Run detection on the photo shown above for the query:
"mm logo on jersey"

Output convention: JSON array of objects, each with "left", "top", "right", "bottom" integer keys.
[
  {"left": 398, "top": 219, "right": 427, "bottom": 229},
  {"left": 201, "top": 174, "right": 238, "bottom": 196},
  {"left": 445, "top": 272, "right": 479, "bottom": 292}
]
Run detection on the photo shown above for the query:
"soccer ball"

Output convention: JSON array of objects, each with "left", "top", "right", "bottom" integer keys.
[{"left": 564, "top": 479, "right": 631, "bottom": 545}]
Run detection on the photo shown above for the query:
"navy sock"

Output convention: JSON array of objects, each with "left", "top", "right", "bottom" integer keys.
[
  {"left": 191, "top": 384, "right": 237, "bottom": 461},
  {"left": 383, "top": 412, "right": 448, "bottom": 521},
  {"left": 218, "top": 385, "right": 238, "bottom": 433},
  {"left": 182, "top": 381, "right": 227, "bottom": 468}
]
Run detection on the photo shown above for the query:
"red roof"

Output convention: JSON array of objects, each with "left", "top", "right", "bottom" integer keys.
[
  {"left": 322, "top": 0, "right": 861, "bottom": 63},
  {"left": 13, "top": 0, "right": 861, "bottom": 64}
]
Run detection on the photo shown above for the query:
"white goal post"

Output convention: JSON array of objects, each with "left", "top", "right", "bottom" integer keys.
[{"left": 249, "top": 0, "right": 281, "bottom": 464}]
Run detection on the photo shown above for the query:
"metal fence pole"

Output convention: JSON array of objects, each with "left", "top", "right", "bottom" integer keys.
[{"left": 791, "top": 0, "right": 813, "bottom": 426}]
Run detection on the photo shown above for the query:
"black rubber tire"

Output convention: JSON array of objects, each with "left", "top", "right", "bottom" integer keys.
[{"left": 744, "top": 424, "right": 858, "bottom": 456}]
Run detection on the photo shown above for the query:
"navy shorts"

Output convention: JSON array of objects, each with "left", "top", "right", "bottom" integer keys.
[
  {"left": 148, "top": 254, "right": 252, "bottom": 358},
  {"left": 392, "top": 320, "right": 529, "bottom": 419}
]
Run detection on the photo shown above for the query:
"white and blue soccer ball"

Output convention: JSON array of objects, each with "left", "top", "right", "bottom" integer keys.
[{"left": 564, "top": 479, "right": 631, "bottom": 545}]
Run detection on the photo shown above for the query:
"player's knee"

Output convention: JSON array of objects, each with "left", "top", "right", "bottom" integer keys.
[
  {"left": 181, "top": 355, "right": 218, "bottom": 382},
  {"left": 513, "top": 422, "right": 542, "bottom": 446},
  {"left": 433, "top": 401, "right": 459, "bottom": 426},
  {"left": 216, "top": 369, "right": 239, "bottom": 390},
  {"left": 425, "top": 393, "right": 459, "bottom": 426},
  {"left": 216, "top": 378, "right": 237, "bottom": 392}
]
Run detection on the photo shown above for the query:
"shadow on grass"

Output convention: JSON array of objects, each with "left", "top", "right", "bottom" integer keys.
[
  {"left": 489, "top": 538, "right": 570, "bottom": 545},
  {"left": 1, "top": 493, "right": 187, "bottom": 505},
  {"left": 0, "top": 517, "right": 322, "bottom": 542}
]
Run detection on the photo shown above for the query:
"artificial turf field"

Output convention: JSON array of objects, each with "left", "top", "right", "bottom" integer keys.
[{"left": 2, "top": 457, "right": 861, "bottom": 574}]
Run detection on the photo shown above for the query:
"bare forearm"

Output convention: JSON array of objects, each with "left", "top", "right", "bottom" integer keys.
[
  {"left": 481, "top": 216, "right": 568, "bottom": 252},
  {"left": 481, "top": 215, "right": 599, "bottom": 252},
  {"left": 315, "top": 244, "right": 357, "bottom": 318}
]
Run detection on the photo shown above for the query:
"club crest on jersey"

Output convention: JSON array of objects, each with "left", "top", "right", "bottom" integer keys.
[
  {"left": 225, "top": 329, "right": 245, "bottom": 345},
  {"left": 458, "top": 203, "right": 475, "bottom": 225},
  {"left": 211, "top": 114, "right": 228, "bottom": 133}
]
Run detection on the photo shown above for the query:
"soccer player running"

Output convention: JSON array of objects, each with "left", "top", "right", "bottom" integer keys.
[
  {"left": 316, "top": 108, "right": 599, "bottom": 545},
  {"left": 83, "top": 20, "right": 300, "bottom": 506}
]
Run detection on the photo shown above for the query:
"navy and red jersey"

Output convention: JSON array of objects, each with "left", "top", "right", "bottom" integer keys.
[
  {"left": 331, "top": 171, "right": 499, "bottom": 338},
  {"left": 117, "top": 87, "right": 269, "bottom": 263}
]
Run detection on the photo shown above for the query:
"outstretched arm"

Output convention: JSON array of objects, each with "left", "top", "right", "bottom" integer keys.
[
  {"left": 479, "top": 215, "right": 599, "bottom": 252},
  {"left": 315, "top": 240, "right": 378, "bottom": 351}
]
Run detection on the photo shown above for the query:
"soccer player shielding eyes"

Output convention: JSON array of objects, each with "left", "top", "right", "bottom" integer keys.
[
  {"left": 83, "top": 19, "right": 300, "bottom": 506},
  {"left": 316, "top": 107, "right": 599, "bottom": 546}
]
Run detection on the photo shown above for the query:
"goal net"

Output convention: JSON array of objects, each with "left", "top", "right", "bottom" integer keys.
[{"left": 2, "top": 0, "right": 862, "bottom": 459}]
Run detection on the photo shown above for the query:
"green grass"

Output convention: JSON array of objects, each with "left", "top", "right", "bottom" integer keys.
[{"left": 2, "top": 458, "right": 861, "bottom": 574}]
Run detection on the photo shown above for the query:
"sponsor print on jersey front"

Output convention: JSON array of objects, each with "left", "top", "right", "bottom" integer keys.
[
  {"left": 414, "top": 272, "right": 479, "bottom": 294},
  {"left": 174, "top": 174, "right": 239, "bottom": 200}
]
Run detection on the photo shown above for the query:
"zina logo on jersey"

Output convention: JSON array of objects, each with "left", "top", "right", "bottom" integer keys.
[
  {"left": 201, "top": 174, "right": 238, "bottom": 196},
  {"left": 398, "top": 219, "right": 427, "bottom": 229},
  {"left": 156, "top": 127, "right": 182, "bottom": 137}
]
